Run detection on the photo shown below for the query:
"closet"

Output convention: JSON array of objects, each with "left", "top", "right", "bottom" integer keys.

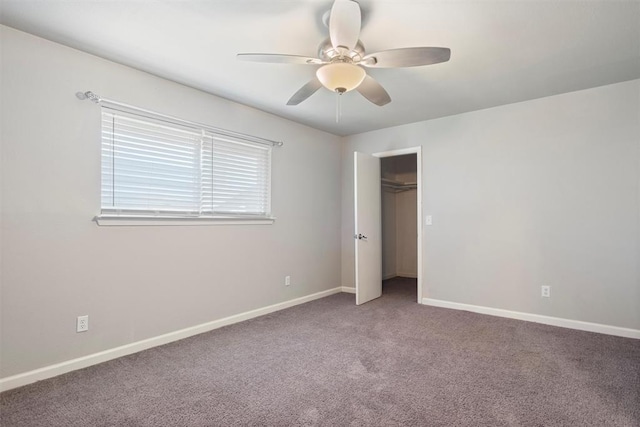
[{"left": 381, "top": 154, "right": 418, "bottom": 281}]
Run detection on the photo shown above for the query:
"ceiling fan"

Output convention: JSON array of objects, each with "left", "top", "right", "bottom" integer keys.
[{"left": 237, "top": 0, "right": 451, "bottom": 107}]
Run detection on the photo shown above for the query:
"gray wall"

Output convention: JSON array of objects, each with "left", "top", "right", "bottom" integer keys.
[
  {"left": 342, "top": 79, "right": 640, "bottom": 330},
  {"left": 0, "top": 26, "right": 342, "bottom": 378}
]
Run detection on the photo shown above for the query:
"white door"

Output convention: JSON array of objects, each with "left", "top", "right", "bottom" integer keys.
[{"left": 354, "top": 152, "right": 382, "bottom": 305}]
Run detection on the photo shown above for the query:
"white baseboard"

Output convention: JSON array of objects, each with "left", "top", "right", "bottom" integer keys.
[
  {"left": 422, "top": 298, "right": 640, "bottom": 340},
  {"left": 382, "top": 273, "right": 396, "bottom": 280},
  {"left": 0, "top": 287, "right": 343, "bottom": 392},
  {"left": 341, "top": 286, "right": 356, "bottom": 294}
]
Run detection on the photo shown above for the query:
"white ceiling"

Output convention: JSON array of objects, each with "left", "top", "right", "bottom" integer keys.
[{"left": 1, "top": 1, "right": 639, "bottom": 136}]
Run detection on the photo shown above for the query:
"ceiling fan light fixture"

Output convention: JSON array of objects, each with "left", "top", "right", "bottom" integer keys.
[
  {"left": 238, "top": 0, "right": 450, "bottom": 107},
  {"left": 316, "top": 62, "right": 366, "bottom": 93}
]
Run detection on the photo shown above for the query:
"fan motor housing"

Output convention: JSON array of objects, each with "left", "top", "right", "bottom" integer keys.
[{"left": 318, "top": 38, "right": 365, "bottom": 63}]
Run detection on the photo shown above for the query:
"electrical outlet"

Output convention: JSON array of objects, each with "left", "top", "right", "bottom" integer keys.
[
  {"left": 285, "top": 276, "right": 291, "bottom": 286},
  {"left": 541, "top": 286, "right": 551, "bottom": 298},
  {"left": 77, "top": 315, "right": 89, "bottom": 332}
]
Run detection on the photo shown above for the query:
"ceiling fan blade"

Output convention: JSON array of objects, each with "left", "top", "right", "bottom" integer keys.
[
  {"left": 287, "top": 78, "right": 323, "bottom": 105},
  {"left": 237, "top": 53, "right": 325, "bottom": 65},
  {"left": 329, "top": 0, "right": 361, "bottom": 51},
  {"left": 362, "top": 47, "right": 451, "bottom": 68},
  {"left": 356, "top": 75, "right": 391, "bottom": 106}
]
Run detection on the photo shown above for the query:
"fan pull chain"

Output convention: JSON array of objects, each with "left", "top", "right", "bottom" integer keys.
[{"left": 335, "top": 91, "right": 342, "bottom": 123}]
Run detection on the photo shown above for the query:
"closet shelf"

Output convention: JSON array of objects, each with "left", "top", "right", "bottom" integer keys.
[{"left": 382, "top": 178, "right": 417, "bottom": 193}]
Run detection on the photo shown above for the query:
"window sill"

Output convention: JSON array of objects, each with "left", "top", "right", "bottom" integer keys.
[{"left": 94, "top": 215, "right": 276, "bottom": 226}]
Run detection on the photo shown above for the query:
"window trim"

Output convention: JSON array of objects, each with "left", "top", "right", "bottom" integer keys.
[{"left": 94, "top": 215, "right": 275, "bottom": 227}]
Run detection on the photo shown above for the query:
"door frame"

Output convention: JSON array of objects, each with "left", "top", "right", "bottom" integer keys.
[{"left": 373, "top": 146, "right": 423, "bottom": 304}]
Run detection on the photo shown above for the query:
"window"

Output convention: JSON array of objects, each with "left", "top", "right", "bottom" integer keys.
[{"left": 99, "top": 107, "right": 273, "bottom": 224}]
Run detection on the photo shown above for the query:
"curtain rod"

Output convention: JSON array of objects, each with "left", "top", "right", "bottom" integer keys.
[{"left": 75, "top": 91, "right": 284, "bottom": 147}]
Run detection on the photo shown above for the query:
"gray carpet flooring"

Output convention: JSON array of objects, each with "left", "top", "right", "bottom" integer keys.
[{"left": 1, "top": 277, "right": 639, "bottom": 426}]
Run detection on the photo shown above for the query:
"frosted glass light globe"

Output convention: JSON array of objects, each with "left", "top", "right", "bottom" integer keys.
[{"left": 316, "top": 63, "right": 366, "bottom": 93}]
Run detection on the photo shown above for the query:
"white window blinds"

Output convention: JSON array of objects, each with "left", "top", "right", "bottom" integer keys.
[{"left": 101, "top": 108, "right": 272, "bottom": 218}]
